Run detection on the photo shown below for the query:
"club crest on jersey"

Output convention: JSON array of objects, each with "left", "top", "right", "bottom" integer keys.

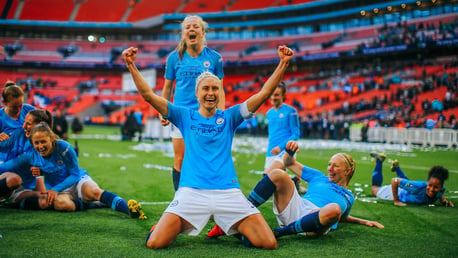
[
  {"left": 279, "top": 113, "right": 284, "bottom": 118},
  {"left": 203, "top": 61, "right": 210, "bottom": 68},
  {"left": 57, "top": 160, "right": 64, "bottom": 165},
  {"left": 216, "top": 118, "right": 224, "bottom": 125}
]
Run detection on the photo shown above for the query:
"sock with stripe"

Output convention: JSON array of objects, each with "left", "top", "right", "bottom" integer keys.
[
  {"left": 100, "top": 191, "right": 129, "bottom": 214},
  {"left": 72, "top": 199, "right": 89, "bottom": 211},
  {"left": 273, "top": 211, "right": 322, "bottom": 238},
  {"left": 247, "top": 175, "right": 276, "bottom": 207}
]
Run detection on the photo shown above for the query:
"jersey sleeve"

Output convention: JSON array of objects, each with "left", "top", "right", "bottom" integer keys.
[
  {"left": 0, "top": 130, "right": 16, "bottom": 151},
  {"left": 398, "top": 179, "right": 425, "bottom": 194},
  {"left": 164, "top": 52, "right": 177, "bottom": 80},
  {"left": 214, "top": 52, "right": 224, "bottom": 79},
  {"left": 300, "top": 165, "right": 324, "bottom": 183},
  {"left": 288, "top": 109, "right": 301, "bottom": 141},
  {"left": 0, "top": 152, "right": 33, "bottom": 174},
  {"left": 166, "top": 102, "right": 186, "bottom": 131},
  {"left": 49, "top": 142, "right": 81, "bottom": 193}
]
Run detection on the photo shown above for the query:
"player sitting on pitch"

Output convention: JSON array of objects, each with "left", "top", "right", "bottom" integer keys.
[
  {"left": 0, "top": 121, "right": 146, "bottom": 219},
  {"left": 246, "top": 140, "right": 384, "bottom": 238}
]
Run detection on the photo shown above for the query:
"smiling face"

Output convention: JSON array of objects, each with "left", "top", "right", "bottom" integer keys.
[
  {"left": 182, "top": 16, "right": 205, "bottom": 49},
  {"left": 23, "top": 113, "right": 36, "bottom": 138},
  {"left": 327, "top": 154, "right": 352, "bottom": 186},
  {"left": 425, "top": 177, "right": 443, "bottom": 198},
  {"left": 196, "top": 76, "right": 220, "bottom": 113},
  {"left": 31, "top": 131, "right": 54, "bottom": 158},
  {"left": 270, "top": 87, "right": 285, "bottom": 109}
]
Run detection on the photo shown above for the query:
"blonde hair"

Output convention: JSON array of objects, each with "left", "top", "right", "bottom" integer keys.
[
  {"left": 335, "top": 152, "right": 356, "bottom": 181},
  {"left": 195, "top": 71, "right": 221, "bottom": 92},
  {"left": 177, "top": 15, "right": 208, "bottom": 59}
]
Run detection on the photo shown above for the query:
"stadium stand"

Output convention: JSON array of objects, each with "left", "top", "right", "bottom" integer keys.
[
  {"left": 18, "top": 0, "right": 74, "bottom": 21},
  {"left": 0, "top": 0, "right": 457, "bottom": 142},
  {"left": 74, "top": 0, "right": 129, "bottom": 22}
]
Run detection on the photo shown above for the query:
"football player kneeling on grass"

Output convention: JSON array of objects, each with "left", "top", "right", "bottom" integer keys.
[{"left": 124, "top": 44, "right": 295, "bottom": 249}]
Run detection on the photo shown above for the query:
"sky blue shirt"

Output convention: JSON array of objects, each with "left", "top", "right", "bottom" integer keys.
[
  {"left": 0, "top": 128, "right": 35, "bottom": 188},
  {"left": 266, "top": 103, "right": 300, "bottom": 157},
  {"left": 301, "top": 166, "right": 354, "bottom": 220},
  {"left": 167, "top": 102, "right": 249, "bottom": 189},
  {"left": 165, "top": 46, "right": 224, "bottom": 110},
  {"left": 0, "top": 104, "right": 35, "bottom": 133},
  {"left": 0, "top": 103, "right": 35, "bottom": 160},
  {"left": 398, "top": 179, "right": 445, "bottom": 204},
  {"left": 0, "top": 140, "right": 86, "bottom": 193}
]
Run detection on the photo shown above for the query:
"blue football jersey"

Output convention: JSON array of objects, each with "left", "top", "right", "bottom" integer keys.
[
  {"left": 167, "top": 102, "right": 248, "bottom": 190},
  {"left": 165, "top": 47, "right": 224, "bottom": 110}
]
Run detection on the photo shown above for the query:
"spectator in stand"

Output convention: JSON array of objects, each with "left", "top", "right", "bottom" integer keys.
[{"left": 52, "top": 109, "right": 68, "bottom": 141}]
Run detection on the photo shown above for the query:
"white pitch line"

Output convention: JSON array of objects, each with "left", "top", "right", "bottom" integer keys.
[
  {"left": 140, "top": 201, "right": 171, "bottom": 205},
  {"left": 139, "top": 200, "right": 274, "bottom": 205}
]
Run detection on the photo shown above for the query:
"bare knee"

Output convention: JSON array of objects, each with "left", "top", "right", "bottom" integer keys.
[
  {"left": 268, "top": 168, "right": 290, "bottom": 184},
  {"left": 319, "top": 203, "right": 341, "bottom": 225},
  {"left": 255, "top": 237, "right": 277, "bottom": 250},
  {"left": 85, "top": 187, "right": 103, "bottom": 201},
  {"left": 146, "top": 233, "right": 173, "bottom": 249},
  {"left": 38, "top": 194, "right": 51, "bottom": 209},
  {"left": 53, "top": 196, "right": 74, "bottom": 211},
  {"left": 8, "top": 175, "right": 22, "bottom": 188}
]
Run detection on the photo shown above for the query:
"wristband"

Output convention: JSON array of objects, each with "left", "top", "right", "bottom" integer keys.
[
  {"left": 36, "top": 176, "right": 43, "bottom": 179},
  {"left": 285, "top": 148, "right": 296, "bottom": 156}
]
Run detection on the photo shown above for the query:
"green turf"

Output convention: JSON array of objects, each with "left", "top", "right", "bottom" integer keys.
[{"left": 1, "top": 126, "right": 457, "bottom": 257}]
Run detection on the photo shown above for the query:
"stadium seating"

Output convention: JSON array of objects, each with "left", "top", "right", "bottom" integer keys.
[
  {"left": 181, "top": 0, "right": 231, "bottom": 13},
  {"left": 126, "top": 0, "right": 181, "bottom": 21},
  {"left": 18, "top": 0, "right": 74, "bottom": 21},
  {"left": 74, "top": 0, "right": 129, "bottom": 22}
]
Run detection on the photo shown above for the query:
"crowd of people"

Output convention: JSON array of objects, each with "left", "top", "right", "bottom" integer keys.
[{"left": 1, "top": 15, "right": 454, "bottom": 251}]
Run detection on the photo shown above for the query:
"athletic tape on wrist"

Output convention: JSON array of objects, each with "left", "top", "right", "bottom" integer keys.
[{"left": 285, "top": 148, "right": 296, "bottom": 156}]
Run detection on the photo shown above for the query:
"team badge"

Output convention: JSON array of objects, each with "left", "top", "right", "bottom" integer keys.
[
  {"left": 216, "top": 118, "right": 224, "bottom": 125},
  {"left": 57, "top": 160, "right": 64, "bottom": 165},
  {"left": 279, "top": 113, "right": 284, "bottom": 118},
  {"left": 203, "top": 60, "right": 210, "bottom": 68},
  {"left": 169, "top": 200, "right": 179, "bottom": 207}
]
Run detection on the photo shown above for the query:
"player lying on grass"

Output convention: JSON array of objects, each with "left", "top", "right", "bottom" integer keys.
[
  {"left": 370, "top": 151, "right": 453, "bottom": 207},
  {"left": 0, "top": 121, "right": 146, "bottom": 219},
  {"left": 123, "top": 45, "right": 295, "bottom": 249},
  {"left": 244, "top": 140, "right": 384, "bottom": 238}
]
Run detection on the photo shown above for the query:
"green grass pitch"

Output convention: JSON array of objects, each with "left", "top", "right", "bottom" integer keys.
[{"left": 1, "top": 125, "right": 457, "bottom": 257}]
